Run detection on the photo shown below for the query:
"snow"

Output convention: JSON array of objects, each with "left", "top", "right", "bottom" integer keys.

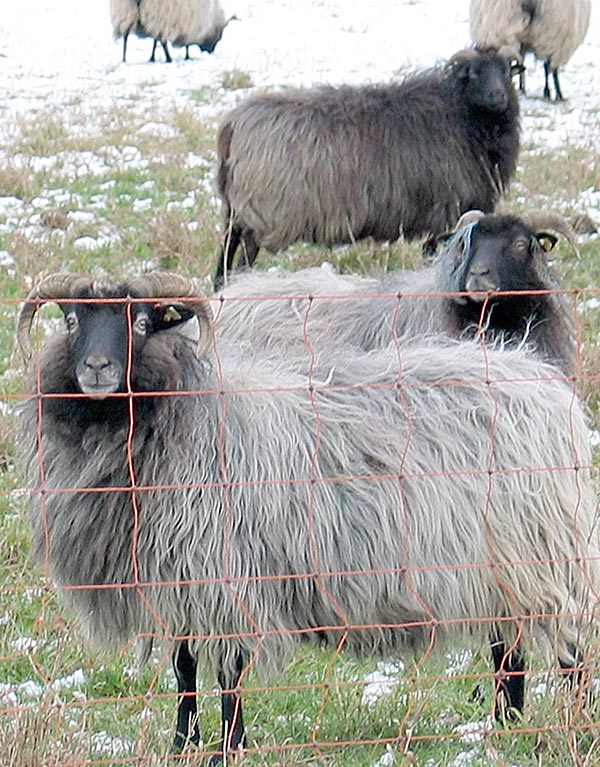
[
  {"left": 361, "top": 661, "right": 405, "bottom": 707},
  {"left": 0, "top": 0, "right": 598, "bottom": 156}
]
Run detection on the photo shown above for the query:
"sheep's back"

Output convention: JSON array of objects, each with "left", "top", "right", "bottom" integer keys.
[
  {"left": 524, "top": 0, "right": 591, "bottom": 67},
  {"left": 218, "top": 80, "right": 495, "bottom": 249},
  {"left": 140, "top": 0, "right": 224, "bottom": 44},
  {"left": 216, "top": 266, "right": 445, "bottom": 358}
]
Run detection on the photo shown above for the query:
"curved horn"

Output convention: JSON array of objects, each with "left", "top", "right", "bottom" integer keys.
[
  {"left": 455, "top": 210, "right": 486, "bottom": 231},
  {"left": 519, "top": 210, "right": 581, "bottom": 257},
  {"left": 128, "top": 271, "right": 196, "bottom": 299},
  {"left": 445, "top": 48, "right": 479, "bottom": 71},
  {"left": 17, "top": 273, "right": 92, "bottom": 362},
  {"left": 129, "top": 271, "right": 214, "bottom": 356}
]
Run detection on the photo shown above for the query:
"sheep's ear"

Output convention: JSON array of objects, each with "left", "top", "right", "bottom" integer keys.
[
  {"left": 535, "top": 232, "right": 558, "bottom": 253},
  {"left": 510, "top": 62, "right": 525, "bottom": 77},
  {"left": 155, "top": 301, "right": 213, "bottom": 357},
  {"left": 155, "top": 303, "right": 196, "bottom": 330}
]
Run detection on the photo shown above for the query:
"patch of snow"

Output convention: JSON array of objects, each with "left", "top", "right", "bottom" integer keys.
[
  {"left": 132, "top": 199, "right": 154, "bottom": 212},
  {"left": 445, "top": 650, "right": 474, "bottom": 676},
  {"left": 50, "top": 669, "right": 87, "bottom": 692},
  {"left": 361, "top": 661, "right": 405, "bottom": 707},
  {"left": 454, "top": 717, "right": 492, "bottom": 744},
  {"left": 0, "top": 251, "right": 15, "bottom": 267},
  {"left": 11, "top": 636, "right": 39, "bottom": 653},
  {"left": 372, "top": 748, "right": 395, "bottom": 767},
  {"left": 91, "top": 731, "right": 132, "bottom": 756},
  {"left": 579, "top": 298, "right": 600, "bottom": 312}
]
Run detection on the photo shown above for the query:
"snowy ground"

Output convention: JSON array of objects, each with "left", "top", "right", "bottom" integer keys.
[{"left": 1, "top": 0, "right": 599, "bottom": 150}]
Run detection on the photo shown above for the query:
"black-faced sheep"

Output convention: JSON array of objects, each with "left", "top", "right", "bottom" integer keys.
[
  {"left": 213, "top": 46, "right": 523, "bottom": 289},
  {"left": 110, "top": 0, "right": 232, "bottom": 63},
  {"left": 216, "top": 210, "right": 580, "bottom": 376},
  {"left": 18, "top": 272, "right": 598, "bottom": 762},
  {"left": 469, "top": 0, "right": 592, "bottom": 100}
]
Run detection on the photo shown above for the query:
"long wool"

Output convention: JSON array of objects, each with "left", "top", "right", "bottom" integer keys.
[
  {"left": 469, "top": 0, "right": 591, "bottom": 69},
  {"left": 215, "top": 223, "right": 576, "bottom": 375},
  {"left": 109, "top": 0, "right": 141, "bottom": 39},
  {"left": 217, "top": 62, "right": 520, "bottom": 253},
  {"left": 140, "top": 0, "right": 225, "bottom": 47},
  {"left": 21, "top": 322, "right": 599, "bottom": 683}
]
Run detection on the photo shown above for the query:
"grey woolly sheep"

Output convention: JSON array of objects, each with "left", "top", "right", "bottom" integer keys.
[
  {"left": 215, "top": 210, "right": 580, "bottom": 376},
  {"left": 217, "top": 211, "right": 578, "bottom": 375},
  {"left": 469, "top": 0, "right": 592, "bottom": 100},
  {"left": 213, "top": 46, "right": 523, "bottom": 289},
  {"left": 109, "top": 0, "right": 232, "bottom": 63},
  {"left": 18, "top": 272, "right": 598, "bottom": 763}
]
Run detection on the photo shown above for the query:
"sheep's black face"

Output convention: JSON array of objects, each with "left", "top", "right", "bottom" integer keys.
[
  {"left": 457, "top": 55, "right": 518, "bottom": 114},
  {"left": 460, "top": 216, "right": 556, "bottom": 301},
  {"left": 61, "top": 299, "right": 153, "bottom": 398}
]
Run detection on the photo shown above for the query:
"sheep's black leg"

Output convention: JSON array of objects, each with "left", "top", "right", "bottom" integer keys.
[
  {"left": 213, "top": 225, "right": 242, "bottom": 290},
  {"left": 518, "top": 45, "right": 526, "bottom": 94},
  {"left": 209, "top": 653, "right": 247, "bottom": 765},
  {"left": 213, "top": 225, "right": 260, "bottom": 290},
  {"left": 543, "top": 62, "right": 563, "bottom": 101},
  {"left": 161, "top": 41, "right": 173, "bottom": 63},
  {"left": 490, "top": 632, "right": 525, "bottom": 720},
  {"left": 150, "top": 39, "right": 159, "bottom": 63},
  {"left": 122, "top": 33, "right": 129, "bottom": 63},
  {"left": 172, "top": 640, "right": 200, "bottom": 753}
]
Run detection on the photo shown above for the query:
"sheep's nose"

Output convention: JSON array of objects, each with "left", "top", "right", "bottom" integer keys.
[
  {"left": 486, "top": 89, "right": 508, "bottom": 111},
  {"left": 84, "top": 354, "right": 111, "bottom": 371},
  {"left": 469, "top": 265, "right": 490, "bottom": 277}
]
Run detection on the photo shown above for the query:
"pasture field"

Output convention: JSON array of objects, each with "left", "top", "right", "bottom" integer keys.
[{"left": 0, "top": 81, "right": 599, "bottom": 767}]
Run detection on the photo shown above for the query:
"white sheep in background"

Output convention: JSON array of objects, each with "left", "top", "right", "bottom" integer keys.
[
  {"left": 469, "top": 0, "right": 592, "bottom": 100},
  {"left": 109, "top": 0, "right": 234, "bottom": 63}
]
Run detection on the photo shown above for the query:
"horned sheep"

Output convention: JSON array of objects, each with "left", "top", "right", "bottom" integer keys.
[
  {"left": 213, "top": 46, "right": 523, "bottom": 289},
  {"left": 18, "top": 272, "right": 598, "bottom": 762},
  {"left": 216, "top": 210, "right": 581, "bottom": 377},
  {"left": 469, "top": 0, "right": 592, "bottom": 100}
]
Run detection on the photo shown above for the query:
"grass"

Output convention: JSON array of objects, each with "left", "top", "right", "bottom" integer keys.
[{"left": 0, "top": 94, "right": 599, "bottom": 767}]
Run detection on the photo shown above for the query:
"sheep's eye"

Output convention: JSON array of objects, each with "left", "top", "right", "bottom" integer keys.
[
  {"left": 514, "top": 237, "right": 529, "bottom": 254},
  {"left": 65, "top": 313, "right": 79, "bottom": 333},
  {"left": 133, "top": 315, "right": 150, "bottom": 335}
]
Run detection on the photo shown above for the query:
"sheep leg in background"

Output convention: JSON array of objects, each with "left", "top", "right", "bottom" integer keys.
[
  {"left": 518, "top": 51, "right": 526, "bottom": 93},
  {"left": 490, "top": 632, "right": 525, "bottom": 719},
  {"left": 172, "top": 640, "right": 200, "bottom": 752},
  {"left": 210, "top": 653, "right": 248, "bottom": 765},
  {"left": 543, "top": 62, "right": 563, "bottom": 101},
  {"left": 214, "top": 225, "right": 259, "bottom": 290},
  {"left": 121, "top": 32, "right": 129, "bottom": 64},
  {"left": 150, "top": 39, "right": 172, "bottom": 64}
]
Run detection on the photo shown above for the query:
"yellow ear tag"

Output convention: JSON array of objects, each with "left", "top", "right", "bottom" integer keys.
[
  {"left": 163, "top": 306, "right": 183, "bottom": 323},
  {"left": 538, "top": 237, "right": 555, "bottom": 253}
]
